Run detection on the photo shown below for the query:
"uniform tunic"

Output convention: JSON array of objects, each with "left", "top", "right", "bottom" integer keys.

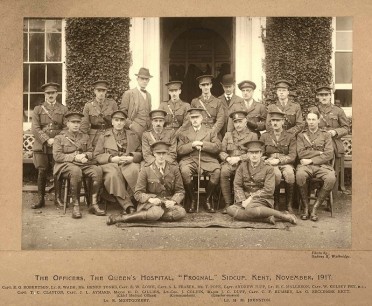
[{"left": 158, "top": 99, "right": 190, "bottom": 135}]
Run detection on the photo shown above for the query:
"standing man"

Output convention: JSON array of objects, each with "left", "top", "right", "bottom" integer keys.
[
  {"left": 266, "top": 80, "right": 304, "bottom": 135},
  {"left": 107, "top": 141, "right": 186, "bottom": 225},
  {"left": 296, "top": 110, "right": 336, "bottom": 221},
  {"left": 218, "top": 74, "right": 244, "bottom": 136},
  {"left": 219, "top": 111, "right": 258, "bottom": 213},
  {"left": 31, "top": 82, "right": 68, "bottom": 209},
  {"left": 142, "top": 110, "right": 177, "bottom": 165},
  {"left": 53, "top": 112, "right": 105, "bottom": 218},
  {"left": 260, "top": 111, "right": 297, "bottom": 212},
  {"left": 94, "top": 110, "right": 142, "bottom": 214},
  {"left": 226, "top": 141, "right": 297, "bottom": 225},
  {"left": 158, "top": 81, "right": 190, "bottom": 135},
  {"left": 120, "top": 67, "right": 152, "bottom": 138},
  {"left": 190, "top": 75, "right": 226, "bottom": 136},
  {"left": 228, "top": 80, "right": 267, "bottom": 137},
  {"left": 80, "top": 80, "right": 118, "bottom": 148},
  {"left": 177, "top": 108, "right": 221, "bottom": 213}
]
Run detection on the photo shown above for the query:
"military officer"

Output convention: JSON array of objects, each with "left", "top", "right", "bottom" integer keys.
[
  {"left": 80, "top": 80, "right": 118, "bottom": 148},
  {"left": 190, "top": 75, "right": 226, "bottom": 136},
  {"left": 219, "top": 110, "right": 258, "bottom": 213},
  {"left": 158, "top": 81, "right": 190, "bottom": 135},
  {"left": 107, "top": 141, "right": 186, "bottom": 225},
  {"left": 120, "top": 67, "right": 152, "bottom": 138},
  {"left": 94, "top": 110, "right": 142, "bottom": 213},
  {"left": 177, "top": 108, "right": 221, "bottom": 213},
  {"left": 266, "top": 80, "right": 304, "bottom": 135},
  {"left": 228, "top": 80, "right": 267, "bottom": 137},
  {"left": 31, "top": 82, "right": 68, "bottom": 209},
  {"left": 227, "top": 141, "right": 297, "bottom": 225},
  {"left": 296, "top": 110, "right": 336, "bottom": 221},
  {"left": 218, "top": 74, "right": 245, "bottom": 136},
  {"left": 53, "top": 112, "right": 105, "bottom": 218},
  {"left": 260, "top": 111, "right": 297, "bottom": 212},
  {"left": 142, "top": 110, "right": 177, "bottom": 165}
]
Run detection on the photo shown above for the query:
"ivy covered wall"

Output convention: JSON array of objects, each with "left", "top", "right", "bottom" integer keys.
[
  {"left": 264, "top": 17, "right": 333, "bottom": 114},
  {"left": 65, "top": 18, "right": 131, "bottom": 111}
]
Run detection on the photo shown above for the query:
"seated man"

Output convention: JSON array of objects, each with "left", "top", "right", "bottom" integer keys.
[
  {"left": 106, "top": 141, "right": 186, "bottom": 225},
  {"left": 142, "top": 110, "right": 177, "bottom": 165},
  {"left": 177, "top": 107, "right": 221, "bottom": 213},
  {"left": 296, "top": 110, "right": 336, "bottom": 221},
  {"left": 227, "top": 140, "right": 297, "bottom": 225},
  {"left": 53, "top": 112, "right": 105, "bottom": 219},
  {"left": 94, "top": 110, "right": 142, "bottom": 215},
  {"left": 260, "top": 111, "right": 296, "bottom": 212},
  {"left": 219, "top": 110, "right": 258, "bottom": 213}
]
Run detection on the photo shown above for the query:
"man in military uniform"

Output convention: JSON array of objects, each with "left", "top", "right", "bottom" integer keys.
[
  {"left": 158, "top": 81, "right": 190, "bottom": 135},
  {"left": 219, "top": 110, "right": 258, "bottom": 213},
  {"left": 142, "top": 110, "right": 177, "bottom": 165},
  {"left": 266, "top": 80, "right": 304, "bottom": 135},
  {"left": 94, "top": 110, "right": 142, "bottom": 214},
  {"left": 218, "top": 74, "right": 244, "bottom": 136},
  {"left": 296, "top": 110, "right": 336, "bottom": 221},
  {"left": 31, "top": 82, "right": 68, "bottom": 209},
  {"left": 53, "top": 112, "right": 105, "bottom": 218},
  {"left": 228, "top": 80, "right": 267, "bottom": 137},
  {"left": 227, "top": 141, "right": 297, "bottom": 225},
  {"left": 190, "top": 75, "right": 226, "bottom": 136},
  {"left": 260, "top": 111, "right": 297, "bottom": 212},
  {"left": 80, "top": 80, "right": 118, "bottom": 148},
  {"left": 177, "top": 108, "right": 221, "bottom": 213},
  {"left": 120, "top": 67, "right": 152, "bottom": 138},
  {"left": 106, "top": 141, "right": 186, "bottom": 225}
]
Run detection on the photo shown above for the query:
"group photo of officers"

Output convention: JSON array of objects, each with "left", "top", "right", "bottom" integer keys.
[{"left": 31, "top": 66, "right": 349, "bottom": 227}]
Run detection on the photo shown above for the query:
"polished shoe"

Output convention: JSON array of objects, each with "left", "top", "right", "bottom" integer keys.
[
  {"left": 107, "top": 214, "right": 121, "bottom": 225},
  {"left": 265, "top": 216, "right": 276, "bottom": 225},
  {"left": 54, "top": 177, "right": 64, "bottom": 208},
  {"left": 88, "top": 204, "right": 106, "bottom": 216},
  {"left": 127, "top": 206, "right": 136, "bottom": 214},
  {"left": 204, "top": 201, "right": 215, "bottom": 213},
  {"left": 31, "top": 196, "right": 45, "bottom": 209},
  {"left": 72, "top": 205, "right": 82, "bottom": 219}
]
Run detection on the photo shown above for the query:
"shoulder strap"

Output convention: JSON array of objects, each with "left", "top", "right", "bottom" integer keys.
[
  {"left": 41, "top": 105, "right": 54, "bottom": 121},
  {"left": 198, "top": 99, "right": 212, "bottom": 118}
]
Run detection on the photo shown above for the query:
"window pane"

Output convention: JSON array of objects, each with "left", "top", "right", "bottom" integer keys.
[
  {"left": 29, "top": 19, "right": 45, "bottom": 32},
  {"left": 47, "top": 64, "right": 62, "bottom": 84},
  {"left": 336, "top": 17, "right": 352, "bottom": 31},
  {"left": 45, "top": 19, "right": 61, "bottom": 32},
  {"left": 29, "top": 33, "right": 45, "bottom": 62},
  {"left": 336, "top": 32, "right": 352, "bottom": 50},
  {"left": 23, "top": 33, "right": 28, "bottom": 61},
  {"left": 30, "top": 64, "right": 45, "bottom": 92},
  {"left": 46, "top": 33, "right": 61, "bottom": 61},
  {"left": 30, "top": 94, "right": 45, "bottom": 110},
  {"left": 335, "top": 52, "right": 352, "bottom": 83},
  {"left": 23, "top": 19, "right": 28, "bottom": 32},
  {"left": 23, "top": 94, "right": 29, "bottom": 122},
  {"left": 23, "top": 64, "right": 29, "bottom": 92},
  {"left": 335, "top": 89, "right": 352, "bottom": 107}
]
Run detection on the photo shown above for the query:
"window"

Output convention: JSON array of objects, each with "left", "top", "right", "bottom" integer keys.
[{"left": 23, "top": 18, "right": 65, "bottom": 129}]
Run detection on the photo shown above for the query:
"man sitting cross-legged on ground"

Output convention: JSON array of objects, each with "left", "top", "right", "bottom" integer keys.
[
  {"left": 226, "top": 140, "right": 297, "bottom": 225},
  {"left": 106, "top": 141, "right": 186, "bottom": 225}
]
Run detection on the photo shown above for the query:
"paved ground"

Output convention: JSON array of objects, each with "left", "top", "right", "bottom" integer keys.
[{"left": 22, "top": 187, "right": 352, "bottom": 250}]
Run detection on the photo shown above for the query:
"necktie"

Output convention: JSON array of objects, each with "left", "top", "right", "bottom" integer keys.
[
  {"left": 140, "top": 89, "right": 147, "bottom": 93},
  {"left": 226, "top": 96, "right": 231, "bottom": 103},
  {"left": 159, "top": 167, "right": 164, "bottom": 176}
]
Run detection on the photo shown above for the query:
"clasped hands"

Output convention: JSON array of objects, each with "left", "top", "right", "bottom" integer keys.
[
  {"left": 111, "top": 155, "right": 134, "bottom": 165},
  {"left": 74, "top": 153, "right": 88, "bottom": 164},
  {"left": 148, "top": 198, "right": 175, "bottom": 208},
  {"left": 192, "top": 141, "right": 203, "bottom": 151}
]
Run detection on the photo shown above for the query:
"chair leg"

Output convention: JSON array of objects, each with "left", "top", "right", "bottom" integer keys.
[
  {"left": 329, "top": 191, "right": 333, "bottom": 217},
  {"left": 63, "top": 178, "right": 69, "bottom": 215}
]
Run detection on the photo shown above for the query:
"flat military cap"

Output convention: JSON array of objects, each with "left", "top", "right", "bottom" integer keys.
[
  {"left": 65, "top": 112, "right": 84, "bottom": 121},
  {"left": 229, "top": 110, "right": 248, "bottom": 122},
  {"left": 275, "top": 79, "right": 292, "bottom": 88},
  {"left": 316, "top": 85, "right": 333, "bottom": 93},
  {"left": 220, "top": 74, "right": 235, "bottom": 86},
  {"left": 41, "top": 82, "right": 60, "bottom": 92},
  {"left": 135, "top": 67, "right": 153, "bottom": 78},
  {"left": 165, "top": 80, "right": 182, "bottom": 90},
  {"left": 245, "top": 140, "right": 264, "bottom": 152},
  {"left": 149, "top": 109, "right": 167, "bottom": 119},
  {"left": 238, "top": 80, "right": 256, "bottom": 90},
  {"left": 151, "top": 141, "right": 170, "bottom": 153},
  {"left": 196, "top": 74, "right": 214, "bottom": 84},
  {"left": 92, "top": 80, "right": 109, "bottom": 89},
  {"left": 187, "top": 107, "right": 204, "bottom": 116},
  {"left": 269, "top": 111, "right": 286, "bottom": 120},
  {"left": 111, "top": 110, "right": 127, "bottom": 119}
]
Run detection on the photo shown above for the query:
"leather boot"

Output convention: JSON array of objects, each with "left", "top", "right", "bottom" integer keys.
[
  {"left": 88, "top": 182, "right": 106, "bottom": 216},
  {"left": 107, "top": 210, "right": 148, "bottom": 225},
  {"left": 310, "top": 188, "right": 330, "bottom": 222},
  {"left": 274, "top": 186, "right": 281, "bottom": 210},
  {"left": 205, "top": 182, "right": 217, "bottom": 213},
  {"left": 285, "top": 183, "right": 295, "bottom": 214},
  {"left": 31, "top": 168, "right": 47, "bottom": 209},
  {"left": 71, "top": 181, "right": 82, "bottom": 219},
  {"left": 298, "top": 183, "right": 309, "bottom": 220},
  {"left": 54, "top": 176, "right": 64, "bottom": 208},
  {"left": 184, "top": 183, "right": 197, "bottom": 213},
  {"left": 220, "top": 176, "right": 232, "bottom": 214}
]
